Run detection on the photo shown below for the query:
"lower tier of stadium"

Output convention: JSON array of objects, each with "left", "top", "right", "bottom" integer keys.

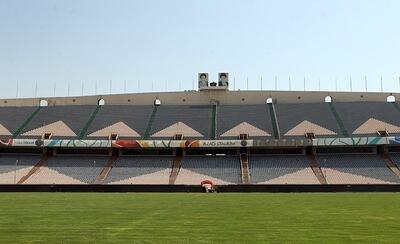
[{"left": 1, "top": 152, "right": 400, "bottom": 186}]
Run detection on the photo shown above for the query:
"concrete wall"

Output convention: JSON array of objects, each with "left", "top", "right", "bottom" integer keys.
[{"left": 0, "top": 90, "right": 398, "bottom": 107}]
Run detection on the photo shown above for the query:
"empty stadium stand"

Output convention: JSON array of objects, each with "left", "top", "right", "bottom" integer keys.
[
  {"left": 317, "top": 154, "right": 400, "bottom": 184},
  {"left": 334, "top": 102, "right": 400, "bottom": 136},
  {"left": 0, "top": 106, "right": 38, "bottom": 138},
  {"left": 275, "top": 103, "right": 341, "bottom": 137},
  {"left": 18, "top": 105, "right": 97, "bottom": 138},
  {"left": 149, "top": 105, "right": 213, "bottom": 139},
  {"left": 249, "top": 155, "right": 320, "bottom": 184},
  {"left": 217, "top": 105, "right": 274, "bottom": 139},
  {"left": 104, "top": 156, "right": 172, "bottom": 184},
  {"left": 0, "top": 154, "right": 41, "bottom": 184},
  {"left": 1, "top": 90, "right": 400, "bottom": 191},
  {"left": 176, "top": 156, "right": 242, "bottom": 185},
  {"left": 85, "top": 105, "right": 154, "bottom": 139}
]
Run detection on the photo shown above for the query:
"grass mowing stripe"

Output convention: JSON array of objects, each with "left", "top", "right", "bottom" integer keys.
[{"left": 0, "top": 193, "right": 399, "bottom": 243}]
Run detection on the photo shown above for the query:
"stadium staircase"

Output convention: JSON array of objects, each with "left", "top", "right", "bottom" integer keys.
[
  {"left": 240, "top": 153, "right": 251, "bottom": 184},
  {"left": 94, "top": 155, "right": 118, "bottom": 184},
  {"left": 267, "top": 102, "right": 281, "bottom": 139},
  {"left": 143, "top": 106, "right": 158, "bottom": 139},
  {"left": 211, "top": 104, "right": 217, "bottom": 139},
  {"left": 12, "top": 107, "right": 41, "bottom": 138},
  {"left": 169, "top": 155, "right": 183, "bottom": 184},
  {"left": 17, "top": 154, "right": 51, "bottom": 184},
  {"left": 381, "top": 154, "right": 400, "bottom": 177},
  {"left": 307, "top": 154, "right": 327, "bottom": 184},
  {"left": 327, "top": 103, "right": 349, "bottom": 137},
  {"left": 77, "top": 105, "right": 102, "bottom": 139}
]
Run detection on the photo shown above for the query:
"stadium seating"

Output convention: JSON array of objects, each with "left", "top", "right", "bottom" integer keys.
[
  {"left": 274, "top": 103, "right": 341, "bottom": 137},
  {"left": 217, "top": 105, "right": 274, "bottom": 138},
  {"left": 0, "top": 106, "right": 37, "bottom": 138},
  {"left": 249, "top": 155, "right": 320, "bottom": 184},
  {"left": 86, "top": 105, "right": 154, "bottom": 139},
  {"left": 317, "top": 154, "right": 400, "bottom": 184},
  {"left": 19, "top": 105, "right": 97, "bottom": 138},
  {"left": 176, "top": 156, "right": 242, "bottom": 185},
  {"left": 334, "top": 102, "right": 400, "bottom": 136},
  {"left": 0, "top": 154, "right": 41, "bottom": 184},
  {"left": 105, "top": 156, "right": 172, "bottom": 184},
  {"left": 150, "top": 105, "right": 213, "bottom": 139}
]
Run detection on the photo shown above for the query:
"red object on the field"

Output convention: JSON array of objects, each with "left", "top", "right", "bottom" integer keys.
[{"left": 201, "top": 180, "right": 214, "bottom": 186}]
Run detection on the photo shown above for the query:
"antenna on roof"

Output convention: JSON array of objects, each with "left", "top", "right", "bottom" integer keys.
[
  {"left": 82, "top": 81, "right": 84, "bottom": 96},
  {"left": 260, "top": 76, "right": 263, "bottom": 90},
  {"left": 67, "top": 82, "right": 70, "bottom": 96},
  {"left": 335, "top": 77, "right": 338, "bottom": 91},
  {"left": 380, "top": 77, "right": 383, "bottom": 92},
  {"left": 350, "top": 77, "right": 353, "bottom": 92},
  {"left": 16, "top": 81, "right": 19, "bottom": 98},
  {"left": 53, "top": 82, "right": 56, "bottom": 97},
  {"left": 318, "top": 79, "right": 321, "bottom": 91}
]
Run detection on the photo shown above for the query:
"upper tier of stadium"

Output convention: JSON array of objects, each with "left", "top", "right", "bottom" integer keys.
[{"left": 0, "top": 89, "right": 399, "bottom": 140}]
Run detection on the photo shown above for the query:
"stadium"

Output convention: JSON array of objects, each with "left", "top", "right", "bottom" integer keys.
[
  {"left": 1, "top": 78, "right": 400, "bottom": 242},
  {"left": 2, "top": 1, "right": 400, "bottom": 241},
  {"left": 1, "top": 78, "right": 400, "bottom": 191}
]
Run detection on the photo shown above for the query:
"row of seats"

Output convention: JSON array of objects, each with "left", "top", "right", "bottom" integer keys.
[
  {"left": 1, "top": 102, "right": 399, "bottom": 139},
  {"left": 0, "top": 153, "right": 399, "bottom": 184}
]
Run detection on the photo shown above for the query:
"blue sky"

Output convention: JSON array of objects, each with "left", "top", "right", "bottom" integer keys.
[{"left": 0, "top": 0, "right": 399, "bottom": 98}]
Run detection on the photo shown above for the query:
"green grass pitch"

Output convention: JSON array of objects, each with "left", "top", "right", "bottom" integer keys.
[{"left": 0, "top": 193, "right": 399, "bottom": 243}]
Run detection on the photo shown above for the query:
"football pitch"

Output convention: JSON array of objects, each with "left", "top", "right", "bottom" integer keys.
[{"left": 0, "top": 193, "right": 399, "bottom": 243}]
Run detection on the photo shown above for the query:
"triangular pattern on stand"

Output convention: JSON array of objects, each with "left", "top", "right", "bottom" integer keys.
[{"left": 221, "top": 122, "right": 270, "bottom": 137}]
